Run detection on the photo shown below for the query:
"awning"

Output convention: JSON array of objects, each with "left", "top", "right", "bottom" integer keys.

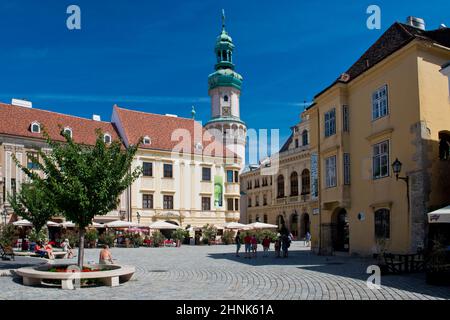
[
  {"left": 428, "top": 206, "right": 450, "bottom": 223},
  {"left": 105, "top": 220, "right": 139, "bottom": 228},
  {"left": 47, "top": 221, "right": 61, "bottom": 227},
  {"left": 61, "top": 221, "right": 76, "bottom": 228},
  {"left": 223, "top": 222, "right": 251, "bottom": 230},
  {"left": 247, "top": 222, "right": 279, "bottom": 229}
]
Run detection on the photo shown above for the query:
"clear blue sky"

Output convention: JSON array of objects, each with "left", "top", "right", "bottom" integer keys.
[{"left": 0, "top": 0, "right": 448, "bottom": 162}]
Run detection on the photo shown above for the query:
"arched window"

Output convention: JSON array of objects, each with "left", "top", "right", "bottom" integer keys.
[
  {"left": 290, "top": 213, "right": 299, "bottom": 237},
  {"left": 63, "top": 127, "right": 72, "bottom": 138},
  {"left": 104, "top": 133, "right": 112, "bottom": 144},
  {"left": 30, "top": 122, "right": 40, "bottom": 133},
  {"left": 374, "top": 209, "right": 390, "bottom": 239},
  {"left": 256, "top": 215, "right": 260, "bottom": 222},
  {"left": 277, "top": 215, "right": 285, "bottom": 230},
  {"left": 302, "top": 130, "right": 309, "bottom": 146},
  {"left": 223, "top": 95, "right": 229, "bottom": 102},
  {"left": 277, "top": 175, "right": 285, "bottom": 198},
  {"left": 290, "top": 172, "right": 298, "bottom": 196},
  {"left": 301, "top": 169, "right": 310, "bottom": 195}
]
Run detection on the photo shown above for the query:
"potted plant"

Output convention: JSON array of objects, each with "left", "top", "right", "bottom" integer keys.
[
  {"left": 84, "top": 229, "right": 98, "bottom": 248},
  {"left": 0, "top": 224, "right": 18, "bottom": 250},
  {"left": 172, "top": 229, "right": 187, "bottom": 247},
  {"left": 151, "top": 231, "right": 165, "bottom": 247},
  {"left": 98, "top": 232, "right": 115, "bottom": 247},
  {"left": 201, "top": 224, "right": 217, "bottom": 245},
  {"left": 131, "top": 234, "right": 143, "bottom": 247},
  {"left": 221, "top": 230, "right": 234, "bottom": 245}
]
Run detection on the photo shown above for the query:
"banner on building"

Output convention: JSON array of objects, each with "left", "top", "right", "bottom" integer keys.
[
  {"left": 214, "top": 175, "right": 223, "bottom": 208},
  {"left": 310, "top": 152, "right": 319, "bottom": 200}
]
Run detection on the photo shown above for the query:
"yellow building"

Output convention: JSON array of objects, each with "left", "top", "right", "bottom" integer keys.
[{"left": 305, "top": 19, "right": 450, "bottom": 255}]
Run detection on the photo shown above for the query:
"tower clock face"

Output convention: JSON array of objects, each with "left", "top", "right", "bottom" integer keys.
[{"left": 222, "top": 106, "right": 231, "bottom": 116}]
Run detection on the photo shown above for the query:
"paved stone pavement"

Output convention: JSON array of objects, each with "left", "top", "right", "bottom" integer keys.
[{"left": 1, "top": 242, "right": 449, "bottom": 300}]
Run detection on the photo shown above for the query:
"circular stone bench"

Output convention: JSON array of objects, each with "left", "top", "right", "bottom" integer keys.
[{"left": 16, "top": 264, "right": 135, "bottom": 290}]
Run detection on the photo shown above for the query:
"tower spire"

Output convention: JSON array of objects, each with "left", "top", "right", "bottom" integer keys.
[{"left": 222, "top": 9, "right": 226, "bottom": 31}]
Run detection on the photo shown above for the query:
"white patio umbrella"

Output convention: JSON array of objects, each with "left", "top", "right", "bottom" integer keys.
[
  {"left": 46, "top": 221, "right": 61, "bottom": 227},
  {"left": 13, "top": 219, "right": 33, "bottom": 227},
  {"left": 428, "top": 205, "right": 450, "bottom": 223},
  {"left": 61, "top": 221, "right": 76, "bottom": 228},
  {"left": 223, "top": 222, "right": 251, "bottom": 230},
  {"left": 90, "top": 222, "right": 105, "bottom": 228},
  {"left": 149, "top": 221, "right": 181, "bottom": 230},
  {"left": 105, "top": 220, "right": 139, "bottom": 228},
  {"left": 248, "top": 222, "right": 278, "bottom": 229}
]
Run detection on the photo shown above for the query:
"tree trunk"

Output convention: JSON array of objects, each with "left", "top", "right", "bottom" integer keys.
[{"left": 77, "top": 228, "right": 85, "bottom": 268}]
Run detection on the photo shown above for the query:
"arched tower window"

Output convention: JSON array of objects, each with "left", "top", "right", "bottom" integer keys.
[
  {"left": 223, "top": 95, "right": 229, "bottom": 102},
  {"left": 301, "top": 169, "right": 310, "bottom": 195},
  {"left": 302, "top": 130, "right": 309, "bottom": 146}
]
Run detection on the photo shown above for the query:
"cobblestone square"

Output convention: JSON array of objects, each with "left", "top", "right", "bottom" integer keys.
[{"left": 1, "top": 242, "right": 449, "bottom": 300}]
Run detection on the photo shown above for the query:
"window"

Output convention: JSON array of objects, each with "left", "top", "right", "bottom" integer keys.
[
  {"left": 143, "top": 162, "right": 153, "bottom": 177},
  {"left": 374, "top": 209, "right": 390, "bottom": 239},
  {"left": 202, "top": 167, "right": 211, "bottom": 181},
  {"left": 247, "top": 180, "right": 252, "bottom": 189},
  {"left": 263, "top": 194, "right": 267, "bottom": 206},
  {"left": 234, "top": 171, "right": 239, "bottom": 183},
  {"left": 295, "top": 139, "right": 299, "bottom": 148},
  {"left": 324, "top": 109, "right": 336, "bottom": 137},
  {"left": 163, "top": 164, "right": 173, "bottom": 178},
  {"left": 248, "top": 215, "right": 253, "bottom": 224},
  {"left": 301, "top": 169, "right": 310, "bottom": 195},
  {"left": 263, "top": 214, "right": 268, "bottom": 223},
  {"left": 343, "top": 153, "right": 351, "bottom": 185},
  {"left": 234, "top": 199, "right": 239, "bottom": 211},
  {"left": 223, "top": 95, "right": 229, "bottom": 102},
  {"left": 302, "top": 130, "right": 309, "bottom": 146},
  {"left": 227, "top": 198, "right": 234, "bottom": 211},
  {"left": 202, "top": 197, "right": 211, "bottom": 211},
  {"left": 256, "top": 215, "right": 261, "bottom": 222},
  {"left": 142, "top": 194, "right": 153, "bottom": 209},
  {"left": 27, "top": 153, "right": 39, "bottom": 170},
  {"left": 30, "top": 122, "right": 40, "bottom": 133},
  {"left": 227, "top": 170, "right": 233, "bottom": 183},
  {"left": 290, "top": 172, "right": 298, "bottom": 196},
  {"left": 143, "top": 136, "right": 151, "bottom": 145},
  {"left": 325, "top": 156, "right": 337, "bottom": 188},
  {"left": 63, "top": 127, "right": 72, "bottom": 138},
  {"left": 11, "top": 178, "right": 16, "bottom": 198},
  {"left": 343, "top": 105, "right": 350, "bottom": 132},
  {"left": 255, "top": 196, "right": 259, "bottom": 207},
  {"left": 373, "top": 141, "right": 389, "bottom": 179},
  {"left": 277, "top": 175, "right": 285, "bottom": 198},
  {"left": 163, "top": 195, "right": 174, "bottom": 209},
  {"left": 254, "top": 179, "right": 260, "bottom": 188},
  {"left": 372, "top": 85, "right": 388, "bottom": 120},
  {"left": 104, "top": 134, "right": 112, "bottom": 144}
]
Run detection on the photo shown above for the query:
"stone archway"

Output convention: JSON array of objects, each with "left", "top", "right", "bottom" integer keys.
[
  {"left": 301, "top": 213, "right": 310, "bottom": 239},
  {"left": 290, "top": 213, "right": 299, "bottom": 238}
]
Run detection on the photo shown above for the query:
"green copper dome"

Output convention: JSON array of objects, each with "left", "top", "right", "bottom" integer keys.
[{"left": 208, "top": 10, "right": 243, "bottom": 91}]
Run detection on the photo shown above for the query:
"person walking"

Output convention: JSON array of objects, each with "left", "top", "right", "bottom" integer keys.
[
  {"left": 251, "top": 235, "right": 258, "bottom": 258},
  {"left": 305, "top": 231, "right": 311, "bottom": 247},
  {"left": 244, "top": 233, "right": 252, "bottom": 259},
  {"left": 61, "top": 238, "right": 74, "bottom": 259},
  {"left": 262, "top": 236, "right": 271, "bottom": 257},
  {"left": 235, "top": 231, "right": 241, "bottom": 257},
  {"left": 274, "top": 236, "right": 281, "bottom": 258},
  {"left": 281, "top": 234, "right": 291, "bottom": 258}
]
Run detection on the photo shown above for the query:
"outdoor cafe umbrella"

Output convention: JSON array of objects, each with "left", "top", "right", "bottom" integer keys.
[
  {"left": 105, "top": 220, "right": 139, "bottom": 228},
  {"left": 428, "top": 205, "right": 450, "bottom": 223},
  {"left": 223, "top": 222, "right": 251, "bottom": 230},
  {"left": 247, "top": 222, "right": 278, "bottom": 229},
  {"left": 149, "top": 221, "right": 181, "bottom": 230},
  {"left": 46, "top": 221, "right": 61, "bottom": 227},
  {"left": 90, "top": 222, "right": 105, "bottom": 228},
  {"left": 61, "top": 221, "right": 76, "bottom": 228},
  {"left": 13, "top": 219, "right": 33, "bottom": 227}
]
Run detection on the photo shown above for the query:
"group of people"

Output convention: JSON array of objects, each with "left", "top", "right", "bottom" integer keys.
[{"left": 234, "top": 231, "right": 311, "bottom": 259}]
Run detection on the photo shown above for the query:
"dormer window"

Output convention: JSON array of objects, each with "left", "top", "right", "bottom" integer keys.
[
  {"left": 104, "top": 133, "right": 112, "bottom": 144},
  {"left": 63, "top": 127, "right": 72, "bottom": 138},
  {"left": 143, "top": 136, "right": 151, "bottom": 145},
  {"left": 30, "top": 122, "right": 40, "bottom": 133}
]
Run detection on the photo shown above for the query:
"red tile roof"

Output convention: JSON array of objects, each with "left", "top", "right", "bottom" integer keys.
[
  {"left": 113, "top": 105, "right": 237, "bottom": 158},
  {"left": 0, "top": 102, "right": 119, "bottom": 145}
]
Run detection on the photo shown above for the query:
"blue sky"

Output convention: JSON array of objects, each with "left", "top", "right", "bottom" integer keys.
[{"left": 0, "top": 0, "right": 448, "bottom": 163}]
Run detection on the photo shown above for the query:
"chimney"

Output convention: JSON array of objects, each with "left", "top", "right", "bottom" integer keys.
[
  {"left": 406, "top": 16, "right": 425, "bottom": 30},
  {"left": 92, "top": 114, "right": 101, "bottom": 121},
  {"left": 11, "top": 98, "right": 32, "bottom": 108}
]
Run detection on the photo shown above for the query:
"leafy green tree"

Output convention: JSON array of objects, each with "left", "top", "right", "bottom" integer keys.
[
  {"left": 8, "top": 181, "right": 57, "bottom": 234},
  {"left": 16, "top": 128, "right": 142, "bottom": 268}
]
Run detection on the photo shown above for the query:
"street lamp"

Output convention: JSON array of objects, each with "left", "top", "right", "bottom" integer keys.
[
  {"left": 391, "top": 158, "right": 410, "bottom": 222},
  {"left": 136, "top": 211, "right": 141, "bottom": 224}
]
